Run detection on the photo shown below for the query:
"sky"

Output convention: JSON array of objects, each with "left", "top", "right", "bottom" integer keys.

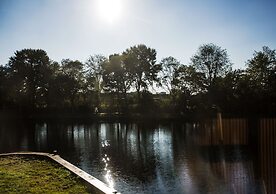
[{"left": 0, "top": 0, "right": 276, "bottom": 69}]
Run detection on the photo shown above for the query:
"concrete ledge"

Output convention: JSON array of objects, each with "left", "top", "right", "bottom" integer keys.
[{"left": 0, "top": 152, "right": 119, "bottom": 194}]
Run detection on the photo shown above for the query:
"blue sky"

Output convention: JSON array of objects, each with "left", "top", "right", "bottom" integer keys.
[{"left": 0, "top": 0, "right": 276, "bottom": 69}]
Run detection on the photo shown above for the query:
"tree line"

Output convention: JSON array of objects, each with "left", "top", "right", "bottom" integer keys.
[{"left": 0, "top": 43, "right": 275, "bottom": 118}]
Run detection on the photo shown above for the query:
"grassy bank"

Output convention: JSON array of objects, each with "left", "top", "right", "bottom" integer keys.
[{"left": 0, "top": 156, "right": 90, "bottom": 193}]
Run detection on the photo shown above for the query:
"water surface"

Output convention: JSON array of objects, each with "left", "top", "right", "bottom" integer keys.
[{"left": 0, "top": 119, "right": 275, "bottom": 194}]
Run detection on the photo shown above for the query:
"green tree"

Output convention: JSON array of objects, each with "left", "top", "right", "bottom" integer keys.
[
  {"left": 246, "top": 46, "right": 276, "bottom": 93},
  {"left": 172, "top": 65, "right": 206, "bottom": 113},
  {"left": 7, "top": 49, "right": 52, "bottom": 110},
  {"left": 102, "top": 54, "right": 133, "bottom": 113},
  {"left": 245, "top": 46, "right": 276, "bottom": 113},
  {"left": 85, "top": 55, "right": 107, "bottom": 107},
  {"left": 159, "top": 56, "right": 181, "bottom": 94},
  {"left": 59, "top": 59, "right": 84, "bottom": 108},
  {"left": 190, "top": 44, "right": 232, "bottom": 111},
  {"left": 191, "top": 43, "right": 232, "bottom": 90},
  {"left": 174, "top": 65, "right": 205, "bottom": 95},
  {"left": 212, "top": 70, "right": 245, "bottom": 113},
  {"left": 102, "top": 54, "right": 132, "bottom": 94},
  {"left": 85, "top": 55, "right": 107, "bottom": 93},
  {"left": 123, "top": 44, "right": 161, "bottom": 98}
]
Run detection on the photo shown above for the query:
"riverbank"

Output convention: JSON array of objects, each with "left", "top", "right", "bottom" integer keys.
[
  {"left": 0, "top": 109, "right": 189, "bottom": 122},
  {"left": 0, "top": 155, "right": 90, "bottom": 193},
  {"left": 1, "top": 109, "right": 275, "bottom": 123}
]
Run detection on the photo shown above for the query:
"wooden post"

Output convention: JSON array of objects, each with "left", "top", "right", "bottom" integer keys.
[{"left": 217, "top": 112, "right": 223, "bottom": 144}]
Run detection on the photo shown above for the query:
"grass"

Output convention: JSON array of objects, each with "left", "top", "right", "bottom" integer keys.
[{"left": 0, "top": 155, "right": 91, "bottom": 194}]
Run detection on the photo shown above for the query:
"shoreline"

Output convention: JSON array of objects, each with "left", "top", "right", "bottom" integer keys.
[{"left": 0, "top": 152, "right": 118, "bottom": 194}]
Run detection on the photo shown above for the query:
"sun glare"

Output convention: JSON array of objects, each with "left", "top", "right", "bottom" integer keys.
[{"left": 97, "top": 0, "right": 123, "bottom": 23}]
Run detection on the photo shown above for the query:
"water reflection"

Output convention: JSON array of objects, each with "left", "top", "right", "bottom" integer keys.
[
  {"left": 101, "top": 140, "right": 114, "bottom": 188},
  {"left": 0, "top": 118, "right": 275, "bottom": 194},
  {"left": 35, "top": 123, "right": 47, "bottom": 149},
  {"left": 259, "top": 119, "right": 276, "bottom": 194}
]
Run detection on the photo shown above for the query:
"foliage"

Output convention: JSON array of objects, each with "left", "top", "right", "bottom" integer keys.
[
  {"left": 174, "top": 65, "right": 206, "bottom": 95},
  {"left": 85, "top": 55, "right": 107, "bottom": 107},
  {"left": 102, "top": 54, "right": 132, "bottom": 94},
  {"left": 159, "top": 56, "right": 181, "bottom": 94},
  {"left": 0, "top": 44, "right": 275, "bottom": 116},
  {"left": 191, "top": 43, "right": 232, "bottom": 89},
  {"left": 85, "top": 54, "right": 107, "bottom": 93},
  {"left": 7, "top": 49, "right": 52, "bottom": 109},
  {"left": 246, "top": 46, "right": 276, "bottom": 94},
  {"left": 61, "top": 59, "right": 84, "bottom": 106},
  {"left": 244, "top": 46, "right": 276, "bottom": 113},
  {"left": 122, "top": 44, "right": 161, "bottom": 96}
]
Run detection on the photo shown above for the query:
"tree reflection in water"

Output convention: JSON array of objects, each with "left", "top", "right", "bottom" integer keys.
[{"left": 0, "top": 118, "right": 275, "bottom": 194}]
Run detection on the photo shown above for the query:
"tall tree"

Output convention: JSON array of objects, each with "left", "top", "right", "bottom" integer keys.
[
  {"left": 245, "top": 46, "right": 276, "bottom": 113},
  {"left": 174, "top": 65, "right": 205, "bottom": 95},
  {"left": 246, "top": 46, "right": 276, "bottom": 93},
  {"left": 170, "top": 65, "right": 206, "bottom": 113},
  {"left": 85, "top": 55, "right": 107, "bottom": 93},
  {"left": 102, "top": 54, "right": 133, "bottom": 112},
  {"left": 7, "top": 49, "right": 52, "bottom": 109},
  {"left": 191, "top": 43, "right": 232, "bottom": 90},
  {"left": 123, "top": 44, "right": 161, "bottom": 97},
  {"left": 159, "top": 56, "right": 181, "bottom": 94},
  {"left": 85, "top": 55, "right": 107, "bottom": 107},
  {"left": 59, "top": 59, "right": 84, "bottom": 108},
  {"left": 102, "top": 54, "right": 132, "bottom": 94}
]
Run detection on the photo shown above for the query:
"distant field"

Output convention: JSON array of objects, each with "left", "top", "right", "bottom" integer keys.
[{"left": 0, "top": 156, "right": 90, "bottom": 194}]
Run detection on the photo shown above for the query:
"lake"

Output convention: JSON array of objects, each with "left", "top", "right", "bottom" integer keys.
[{"left": 0, "top": 118, "right": 275, "bottom": 194}]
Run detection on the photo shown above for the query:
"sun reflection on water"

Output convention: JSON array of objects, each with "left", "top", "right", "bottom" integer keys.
[{"left": 101, "top": 140, "right": 114, "bottom": 189}]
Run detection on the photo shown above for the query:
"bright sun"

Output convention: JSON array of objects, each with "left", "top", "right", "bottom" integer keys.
[{"left": 97, "top": 0, "right": 123, "bottom": 23}]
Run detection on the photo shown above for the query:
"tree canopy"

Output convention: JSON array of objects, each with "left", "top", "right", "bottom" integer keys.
[
  {"left": 122, "top": 44, "right": 161, "bottom": 96},
  {"left": 0, "top": 44, "right": 275, "bottom": 117},
  {"left": 191, "top": 43, "right": 232, "bottom": 89},
  {"left": 7, "top": 49, "right": 52, "bottom": 109},
  {"left": 159, "top": 56, "right": 181, "bottom": 94}
]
